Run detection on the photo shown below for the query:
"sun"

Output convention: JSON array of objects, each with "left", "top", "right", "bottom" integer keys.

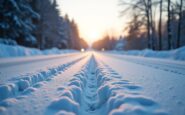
[{"left": 80, "top": 31, "right": 101, "bottom": 46}]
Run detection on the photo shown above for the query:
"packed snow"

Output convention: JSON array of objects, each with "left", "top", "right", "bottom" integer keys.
[
  {"left": 95, "top": 53, "right": 185, "bottom": 115},
  {"left": 0, "top": 49, "right": 185, "bottom": 115},
  {"left": 0, "top": 44, "right": 78, "bottom": 58}
]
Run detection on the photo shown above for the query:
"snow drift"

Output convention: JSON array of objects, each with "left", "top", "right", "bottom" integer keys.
[
  {"left": 0, "top": 44, "right": 78, "bottom": 58},
  {"left": 109, "top": 46, "right": 185, "bottom": 61}
]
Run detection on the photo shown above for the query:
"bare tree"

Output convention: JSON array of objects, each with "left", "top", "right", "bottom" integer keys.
[
  {"left": 119, "top": 0, "right": 154, "bottom": 49},
  {"left": 149, "top": 0, "right": 158, "bottom": 50},
  {"left": 119, "top": 0, "right": 185, "bottom": 50},
  {"left": 158, "top": 0, "right": 163, "bottom": 50},
  {"left": 177, "top": 0, "right": 183, "bottom": 48},
  {"left": 167, "top": 0, "right": 172, "bottom": 49},
  {"left": 145, "top": 0, "right": 152, "bottom": 49}
]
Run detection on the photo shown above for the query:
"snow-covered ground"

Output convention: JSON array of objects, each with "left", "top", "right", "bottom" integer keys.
[
  {"left": 95, "top": 53, "right": 185, "bottom": 115},
  {"left": 0, "top": 44, "right": 78, "bottom": 58},
  {"left": 109, "top": 46, "right": 185, "bottom": 61},
  {"left": 0, "top": 46, "right": 185, "bottom": 115}
]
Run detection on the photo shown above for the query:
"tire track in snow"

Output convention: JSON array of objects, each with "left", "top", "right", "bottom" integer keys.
[
  {"left": 47, "top": 55, "right": 98, "bottom": 115},
  {"left": 47, "top": 54, "right": 168, "bottom": 115},
  {"left": 94, "top": 61, "right": 167, "bottom": 115},
  {"left": 105, "top": 54, "right": 185, "bottom": 76},
  {"left": 0, "top": 56, "right": 86, "bottom": 102},
  {"left": 80, "top": 56, "right": 98, "bottom": 114}
]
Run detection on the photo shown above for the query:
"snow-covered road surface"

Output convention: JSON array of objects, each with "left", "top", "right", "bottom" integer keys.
[
  {"left": 0, "top": 52, "right": 185, "bottom": 115},
  {"left": 0, "top": 53, "right": 85, "bottom": 84}
]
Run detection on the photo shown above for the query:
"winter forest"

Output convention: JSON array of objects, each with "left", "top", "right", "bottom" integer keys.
[
  {"left": 93, "top": 0, "right": 185, "bottom": 51},
  {"left": 0, "top": 0, "right": 88, "bottom": 50},
  {"left": 0, "top": 0, "right": 185, "bottom": 51}
]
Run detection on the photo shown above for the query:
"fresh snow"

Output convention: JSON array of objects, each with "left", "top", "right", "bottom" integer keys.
[
  {"left": 109, "top": 46, "right": 185, "bottom": 61},
  {"left": 0, "top": 45, "right": 185, "bottom": 115}
]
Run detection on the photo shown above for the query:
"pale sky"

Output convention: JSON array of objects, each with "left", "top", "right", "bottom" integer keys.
[{"left": 57, "top": 0, "right": 126, "bottom": 45}]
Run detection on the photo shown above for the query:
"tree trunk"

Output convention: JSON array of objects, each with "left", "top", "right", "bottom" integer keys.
[
  {"left": 149, "top": 0, "right": 155, "bottom": 50},
  {"left": 146, "top": 0, "right": 151, "bottom": 49},
  {"left": 158, "top": 0, "right": 162, "bottom": 50},
  {"left": 177, "top": 0, "right": 183, "bottom": 48},
  {"left": 167, "top": 0, "right": 172, "bottom": 50}
]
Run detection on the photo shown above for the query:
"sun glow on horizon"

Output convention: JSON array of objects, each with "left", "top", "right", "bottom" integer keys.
[
  {"left": 57, "top": 0, "right": 127, "bottom": 45},
  {"left": 82, "top": 31, "right": 100, "bottom": 45}
]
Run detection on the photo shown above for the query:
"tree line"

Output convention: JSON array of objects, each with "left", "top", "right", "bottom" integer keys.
[
  {"left": 0, "top": 0, "right": 88, "bottom": 50},
  {"left": 93, "top": 0, "right": 185, "bottom": 51},
  {"left": 92, "top": 35, "right": 118, "bottom": 50},
  {"left": 121, "top": 0, "right": 185, "bottom": 50}
]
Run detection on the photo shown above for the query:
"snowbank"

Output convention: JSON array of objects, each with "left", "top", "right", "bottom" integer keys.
[
  {"left": 109, "top": 46, "right": 185, "bottom": 61},
  {"left": 0, "top": 44, "right": 78, "bottom": 58}
]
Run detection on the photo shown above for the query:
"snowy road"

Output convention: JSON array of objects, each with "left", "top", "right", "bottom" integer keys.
[
  {"left": 0, "top": 53, "right": 86, "bottom": 84},
  {"left": 0, "top": 52, "right": 185, "bottom": 115}
]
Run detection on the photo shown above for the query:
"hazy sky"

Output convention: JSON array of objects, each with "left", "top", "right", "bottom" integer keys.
[{"left": 57, "top": 0, "right": 126, "bottom": 45}]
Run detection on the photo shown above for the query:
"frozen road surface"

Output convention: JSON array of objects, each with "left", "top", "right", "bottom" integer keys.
[{"left": 0, "top": 52, "right": 185, "bottom": 115}]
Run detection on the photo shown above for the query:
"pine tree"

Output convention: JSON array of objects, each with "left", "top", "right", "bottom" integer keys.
[{"left": 0, "top": 0, "right": 39, "bottom": 46}]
